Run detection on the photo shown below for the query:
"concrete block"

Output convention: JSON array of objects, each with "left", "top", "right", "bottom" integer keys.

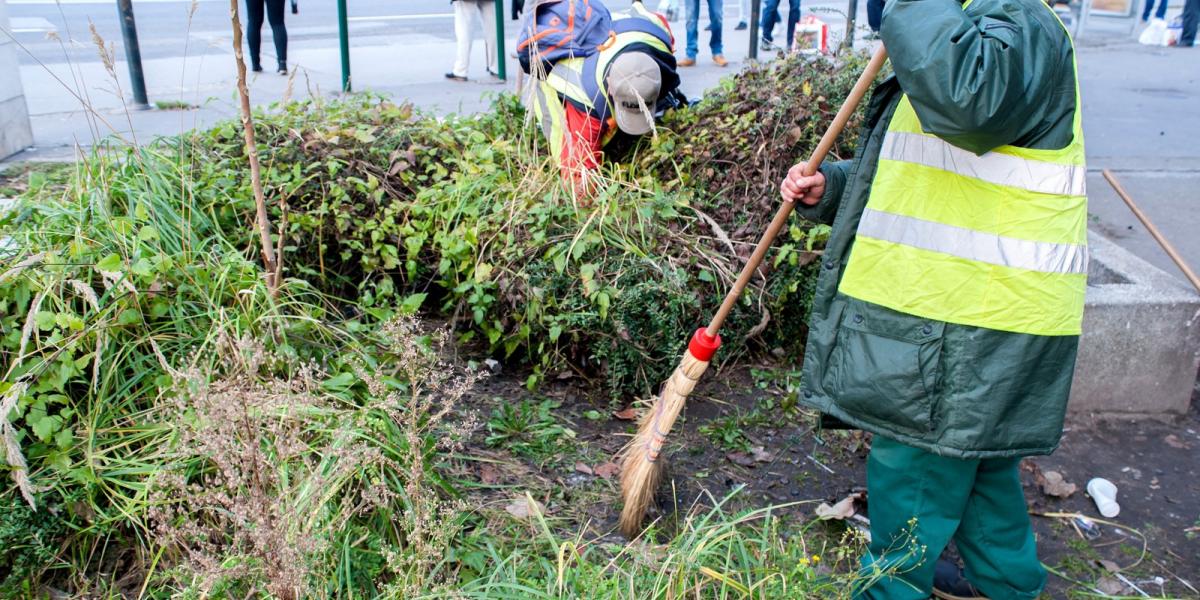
[
  {"left": 0, "top": 96, "right": 33, "bottom": 158},
  {"left": 0, "top": 0, "right": 33, "bottom": 160},
  {"left": 1070, "top": 232, "right": 1200, "bottom": 416}
]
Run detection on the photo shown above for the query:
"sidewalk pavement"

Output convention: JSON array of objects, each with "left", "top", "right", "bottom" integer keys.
[{"left": 4, "top": 9, "right": 1199, "bottom": 286}]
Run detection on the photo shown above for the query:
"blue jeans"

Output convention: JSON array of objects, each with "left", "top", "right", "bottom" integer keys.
[
  {"left": 1183, "top": 0, "right": 1199, "bottom": 46},
  {"left": 761, "top": 0, "right": 800, "bottom": 47},
  {"left": 1142, "top": 0, "right": 1168, "bottom": 21},
  {"left": 685, "top": 0, "right": 723, "bottom": 58}
]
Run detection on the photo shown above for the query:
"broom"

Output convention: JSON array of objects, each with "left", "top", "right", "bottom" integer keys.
[{"left": 617, "top": 46, "right": 890, "bottom": 538}]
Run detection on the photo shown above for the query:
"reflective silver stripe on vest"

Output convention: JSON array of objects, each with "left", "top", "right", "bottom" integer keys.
[
  {"left": 857, "top": 208, "right": 1089, "bottom": 274},
  {"left": 881, "top": 131, "right": 1087, "bottom": 197}
]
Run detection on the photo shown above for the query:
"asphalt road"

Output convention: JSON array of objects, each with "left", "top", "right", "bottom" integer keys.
[
  {"left": 7, "top": 0, "right": 481, "bottom": 64},
  {"left": 6, "top": 0, "right": 762, "bottom": 65}
]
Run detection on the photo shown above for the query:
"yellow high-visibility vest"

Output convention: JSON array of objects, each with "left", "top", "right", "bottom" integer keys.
[
  {"left": 529, "top": 2, "right": 672, "bottom": 158},
  {"left": 838, "top": 25, "right": 1087, "bottom": 336}
]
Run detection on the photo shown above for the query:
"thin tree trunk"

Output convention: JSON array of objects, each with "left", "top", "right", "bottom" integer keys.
[{"left": 229, "top": 0, "right": 280, "bottom": 295}]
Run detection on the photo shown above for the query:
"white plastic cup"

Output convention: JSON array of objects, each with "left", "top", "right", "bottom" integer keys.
[{"left": 1086, "top": 477, "right": 1120, "bottom": 518}]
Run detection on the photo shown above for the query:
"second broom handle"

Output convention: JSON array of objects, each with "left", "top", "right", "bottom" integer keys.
[{"left": 706, "top": 46, "right": 889, "bottom": 337}]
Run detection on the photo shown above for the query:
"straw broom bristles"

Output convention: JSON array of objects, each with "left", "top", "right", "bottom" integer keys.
[{"left": 618, "top": 349, "right": 710, "bottom": 537}]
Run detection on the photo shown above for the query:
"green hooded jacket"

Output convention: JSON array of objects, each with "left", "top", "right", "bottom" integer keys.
[{"left": 796, "top": 0, "right": 1083, "bottom": 459}]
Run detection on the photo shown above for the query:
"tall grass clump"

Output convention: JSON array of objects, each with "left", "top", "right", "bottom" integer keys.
[
  {"left": 145, "top": 317, "right": 481, "bottom": 598},
  {"left": 0, "top": 142, "right": 347, "bottom": 594}
]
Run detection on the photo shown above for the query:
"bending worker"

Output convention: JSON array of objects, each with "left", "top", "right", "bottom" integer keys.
[
  {"left": 523, "top": 0, "right": 682, "bottom": 196},
  {"left": 781, "top": 1, "right": 1087, "bottom": 599}
]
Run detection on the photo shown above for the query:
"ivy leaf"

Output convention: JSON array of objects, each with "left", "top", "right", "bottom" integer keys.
[
  {"left": 117, "top": 308, "right": 142, "bottom": 326},
  {"left": 35, "top": 311, "right": 56, "bottom": 330},
  {"left": 30, "top": 411, "right": 61, "bottom": 442},
  {"left": 131, "top": 258, "right": 153, "bottom": 277},
  {"left": 548, "top": 325, "right": 563, "bottom": 343},
  {"left": 138, "top": 225, "right": 160, "bottom": 242},
  {"left": 399, "top": 292, "right": 427, "bottom": 315},
  {"left": 95, "top": 253, "right": 122, "bottom": 273}
]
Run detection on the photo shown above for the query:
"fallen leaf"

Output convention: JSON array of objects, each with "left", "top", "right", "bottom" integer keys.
[
  {"left": 815, "top": 495, "right": 858, "bottom": 520},
  {"left": 750, "top": 446, "right": 773, "bottom": 463},
  {"left": 1039, "top": 470, "right": 1077, "bottom": 499},
  {"left": 1096, "top": 576, "right": 1126, "bottom": 596},
  {"left": 574, "top": 462, "right": 593, "bottom": 475},
  {"left": 478, "top": 463, "right": 501, "bottom": 485},
  {"left": 1096, "top": 559, "right": 1121, "bottom": 574},
  {"left": 593, "top": 462, "right": 620, "bottom": 479},
  {"left": 727, "top": 451, "right": 757, "bottom": 468},
  {"left": 505, "top": 496, "right": 546, "bottom": 520},
  {"left": 1165, "top": 434, "right": 1188, "bottom": 449},
  {"left": 613, "top": 407, "right": 638, "bottom": 421}
]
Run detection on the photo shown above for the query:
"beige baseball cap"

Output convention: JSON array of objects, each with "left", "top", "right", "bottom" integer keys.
[{"left": 606, "top": 52, "right": 662, "bottom": 136}]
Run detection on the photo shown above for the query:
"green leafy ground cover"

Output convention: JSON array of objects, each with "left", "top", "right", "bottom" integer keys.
[{"left": 0, "top": 53, "right": 897, "bottom": 597}]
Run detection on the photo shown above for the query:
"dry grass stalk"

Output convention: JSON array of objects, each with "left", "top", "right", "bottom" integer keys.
[
  {"left": 227, "top": 0, "right": 280, "bottom": 296},
  {"left": 0, "top": 379, "right": 34, "bottom": 508},
  {"left": 67, "top": 278, "right": 104, "bottom": 391}
]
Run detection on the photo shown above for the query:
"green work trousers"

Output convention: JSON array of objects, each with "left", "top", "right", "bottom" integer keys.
[{"left": 856, "top": 436, "right": 1046, "bottom": 600}]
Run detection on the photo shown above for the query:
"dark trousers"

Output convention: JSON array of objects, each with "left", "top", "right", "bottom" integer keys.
[
  {"left": 1183, "top": 0, "right": 1199, "bottom": 46},
  {"left": 246, "top": 0, "right": 287, "bottom": 67},
  {"left": 761, "top": 0, "right": 800, "bottom": 47},
  {"left": 1142, "top": 0, "right": 1168, "bottom": 20}
]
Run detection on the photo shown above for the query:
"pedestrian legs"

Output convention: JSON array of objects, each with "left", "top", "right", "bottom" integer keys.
[
  {"left": 684, "top": 0, "right": 701, "bottom": 58},
  {"left": 705, "top": 0, "right": 723, "bottom": 56},
  {"left": 782, "top": 0, "right": 800, "bottom": 49},
  {"left": 760, "top": 0, "right": 782, "bottom": 44},
  {"left": 1142, "top": 0, "right": 1168, "bottom": 21},
  {"left": 245, "top": 0, "right": 266, "bottom": 70},
  {"left": 1182, "top": 0, "right": 1199, "bottom": 46},
  {"left": 452, "top": 0, "right": 498, "bottom": 79},
  {"left": 265, "top": 0, "right": 287, "bottom": 68}
]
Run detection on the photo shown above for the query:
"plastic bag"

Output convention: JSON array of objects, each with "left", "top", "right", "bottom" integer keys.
[{"left": 1138, "top": 18, "right": 1169, "bottom": 46}]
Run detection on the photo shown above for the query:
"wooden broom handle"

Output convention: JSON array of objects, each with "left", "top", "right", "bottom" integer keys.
[
  {"left": 705, "top": 46, "right": 889, "bottom": 337},
  {"left": 1103, "top": 169, "right": 1200, "bottom": 295}
]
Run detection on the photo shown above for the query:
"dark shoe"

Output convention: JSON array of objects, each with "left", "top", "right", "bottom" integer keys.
[
  {"left": 932, "top": 560, "right": 988, "bottom": 600},
  {"left": 760, "top": 39, "right": 777, "bottom": 51},
  {"left": 445, "top": 72, "right": 468, "bottom": 82},
  {"left": 704, "top": 22, "right": 712, "bottom": 31},
  {"left": 251, "top": 63, "right": 264, "bottom": 73},
  {"left": 735, "top": 21, "right": 748, "bottom": 30},
  {"left": 276, "top": 62, "right": 288, "bottom": 75}
]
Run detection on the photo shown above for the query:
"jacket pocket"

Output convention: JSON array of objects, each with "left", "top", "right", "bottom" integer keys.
[{"left": 825, "top": 298, "right": 945, "bottom": 433}]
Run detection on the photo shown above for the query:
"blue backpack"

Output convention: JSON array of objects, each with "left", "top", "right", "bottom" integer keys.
[{"left": 516, "top": 0, "right": 615, "bottom": 75}]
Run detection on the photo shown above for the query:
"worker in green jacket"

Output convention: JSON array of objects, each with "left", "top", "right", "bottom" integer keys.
[{"left": 780, "top": 0, "right": 1086, "bottom": 598}]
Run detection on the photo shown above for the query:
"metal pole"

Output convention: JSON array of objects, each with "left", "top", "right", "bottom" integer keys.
[
  {"left": 494, "top": 0, "right": 506, "bottom": 80},
  {"left": 845, "top": 0, "right": 857, "bottom": 49},
  {"left": 749, "top": 0, "right": 761, "bottom": 60},
  {"left": 115, "top": 0, "right": 149, "bottom": 108},
  {"left": 337, "top": 0, "right": 351, "bottom": 92}
]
